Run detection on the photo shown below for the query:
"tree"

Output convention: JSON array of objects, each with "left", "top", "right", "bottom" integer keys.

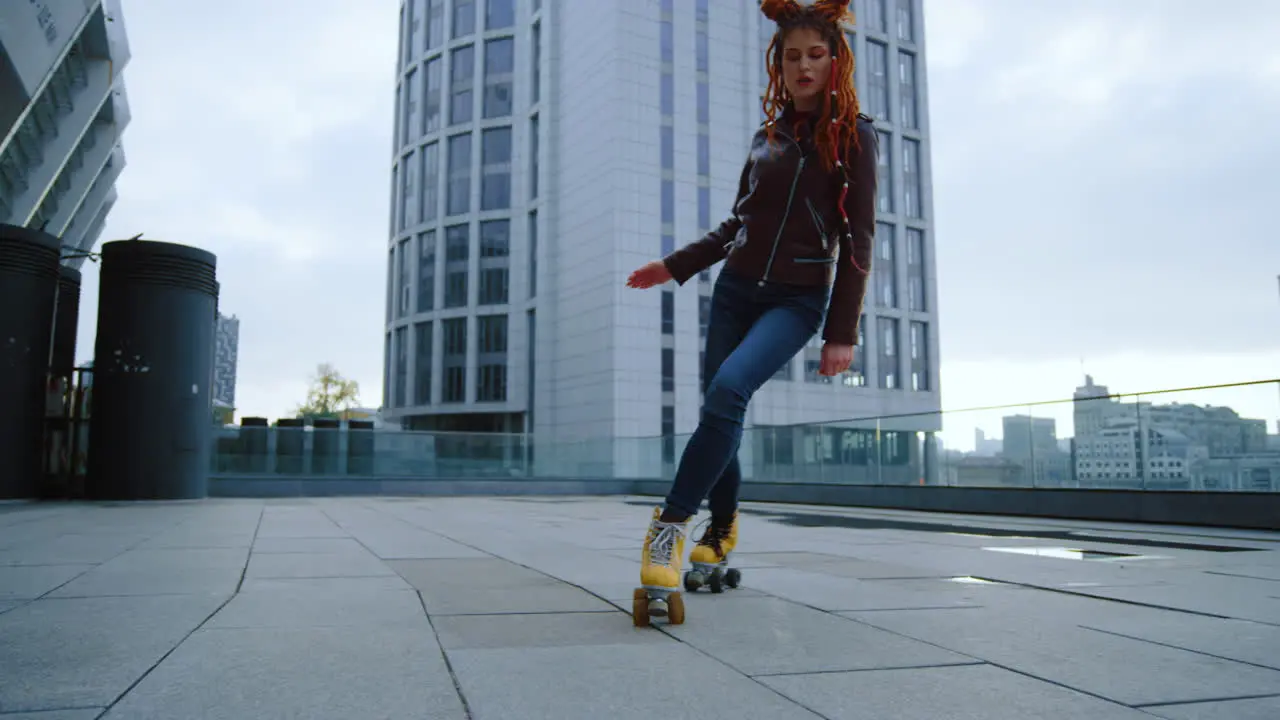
[{"left": 295, "top": 363, "right": 360, "bottom": 420}]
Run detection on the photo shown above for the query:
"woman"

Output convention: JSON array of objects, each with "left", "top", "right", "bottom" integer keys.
[{"left": 625, "top": 0, "right": 877, "bottom": 625}]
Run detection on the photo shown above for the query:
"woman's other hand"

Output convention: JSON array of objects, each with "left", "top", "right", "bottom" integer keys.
[
  {"left": 819, "top": 342, "right": 854, "bottom": 376},
  {"left": 626, "top": 260, "right": 673, "bottom": 289}
]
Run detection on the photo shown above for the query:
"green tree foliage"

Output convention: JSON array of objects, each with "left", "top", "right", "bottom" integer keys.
[{"left": 295, "top": 363, "right": 360, "bottom": 420}]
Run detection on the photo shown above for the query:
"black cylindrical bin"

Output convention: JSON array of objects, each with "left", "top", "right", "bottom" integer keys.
[
  {"left": 0, "top": 225, "right": 61, "bottom": 498},
  {"left": 347, "top": 420, "right": 374, "bottom": 475},
  {"left": 86, "top": 240, "right": 218, "bottom": 500},
  {"left": 312, "top": 418, "right": 340, "bottom": 475},
  {"left": 240, "top": 416, "right": 268, "bottom": 473},
  {"left": 50, "top": 265, "right": 81, "bottom": 376},
  {"left": 275, "top": 418, "right": 305, "bottom": 474}
]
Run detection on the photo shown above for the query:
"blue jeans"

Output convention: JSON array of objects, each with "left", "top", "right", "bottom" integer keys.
[{"left": 664, "top": 267, "right": 831, "bottom": 518}]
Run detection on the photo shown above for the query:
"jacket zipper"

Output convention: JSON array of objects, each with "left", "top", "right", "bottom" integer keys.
[
  {"left": 761, "top": 132, "right": 805, "bottom": 285},
  {"left": 805, "top": 198, "right": 829, "bottom": 252}
]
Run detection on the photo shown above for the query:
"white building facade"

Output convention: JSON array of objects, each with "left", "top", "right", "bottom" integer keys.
[
  {"left": 383, "top": 0, "right": 941, "bottom": 477},
  {"left": 0, "top": 0, "right": 131, "bottom": 268}
]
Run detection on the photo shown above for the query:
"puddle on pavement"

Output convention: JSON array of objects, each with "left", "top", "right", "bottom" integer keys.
[
  {"left": 946, "top": 576, "right": 1004, "bottom": 585},
  {"left": 983, "top": 546, "right": 1164, "bottom": 562}
]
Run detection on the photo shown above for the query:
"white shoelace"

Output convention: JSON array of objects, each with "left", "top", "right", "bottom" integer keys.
[{"left": 648, "top": 521, "right": 686, "bottom": 566}]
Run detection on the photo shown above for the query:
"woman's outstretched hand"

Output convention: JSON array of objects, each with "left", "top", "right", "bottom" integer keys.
[
  {"left": 819, "top": 342, "right": 854, "bottom": 376},
  {"left": 626, "top": 260, "right": 673, "bottom": 289}
]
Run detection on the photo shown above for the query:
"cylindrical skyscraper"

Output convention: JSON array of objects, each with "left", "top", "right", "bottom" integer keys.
[
  {"left": 86, "top": 240, "right": 219, "bottom": 500},
  {"left": 0, "top": 224, "right": 62, "bottom": 498},
  {"left": 50, "top": 265, "right": 82, "bottom": 376}
]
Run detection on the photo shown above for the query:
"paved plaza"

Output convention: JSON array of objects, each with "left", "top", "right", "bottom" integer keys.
[{"left": 1, "top": 496, "right": 1278, "bottom": 719}]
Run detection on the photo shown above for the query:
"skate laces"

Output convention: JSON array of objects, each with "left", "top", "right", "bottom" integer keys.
[
  {"left": 647, "top": 521, "right": 685, "bottom": 567},
  {"left": 694, "top": 517, "right": 732, "bottom": 552}
]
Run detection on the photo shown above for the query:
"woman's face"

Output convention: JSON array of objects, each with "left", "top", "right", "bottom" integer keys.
[{"left": 780, "top": 27, "right": 831, "bottom": 109}]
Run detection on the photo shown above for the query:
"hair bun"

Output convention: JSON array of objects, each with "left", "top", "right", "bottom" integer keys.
[
  {"left": 759, "top": 0, "right": 802, "bottom": 23},
  {"left": 810, "top": 0, "right": 855, "bottom": 24}
]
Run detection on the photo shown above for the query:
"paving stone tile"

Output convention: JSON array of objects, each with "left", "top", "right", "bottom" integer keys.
[
  {"left": 447, "top": 643, "right": 824, "bottom": 719},
  {"left": 206, "top": 581, "right": 424, "bottom": 629},
  {"left": 663, "top": 596, "right": 972, "bottom": 676},
  {"left": 244, "top": 551, "right": 394, "bottom": 579},
  {"left": 431, "top": 611, "right": 671, "bottom": 650},
  {"left": 0, "top": 565, "right": 94, "bottom": 600},
  {"left": 100, "top": 626, "right": 465, "bottom": 720},
  {"left": 0, "top": 594, "right": 227, "bottom": 713},
  {"left": 760, "top": 663, "right": 1157, "bottom": 719},
  {"left": 1144, "top": 695, "right": 1280, "bottom": 720},
  {"left": 391, "top": 558, "right": 615, "bottom": 615},
  {"left": 0, "top": 710, "right": 105, "bottom": 719}
]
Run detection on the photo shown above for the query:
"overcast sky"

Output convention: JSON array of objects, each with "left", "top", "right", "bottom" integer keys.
[{"left": 80, "top": 0, "right": 1280, "bottom": 444}]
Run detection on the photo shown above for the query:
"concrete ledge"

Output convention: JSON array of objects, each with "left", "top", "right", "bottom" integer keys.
[
  {"left": 632, "top": 481, "right": 1280, "bottom": 531},
  {"left": 210, "top": 475, "right": 1280, "bottom": 530}
]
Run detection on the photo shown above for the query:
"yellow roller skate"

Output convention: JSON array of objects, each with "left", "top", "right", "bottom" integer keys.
[
  {"left": 632, "top": 507, "right": 689, "bottom": 627},
  {"left": 683, "top": 513, "right": 742, "bottom": 594}
]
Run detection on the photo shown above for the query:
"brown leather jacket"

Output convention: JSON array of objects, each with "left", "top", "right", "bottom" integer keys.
[{"left": 662, "top": 109, "right": 878, "bottom": 347}]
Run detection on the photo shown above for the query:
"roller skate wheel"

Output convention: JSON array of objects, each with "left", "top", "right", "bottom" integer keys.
[
  {"left": 631, "top": 588, "right": 651, "bottom": 627},
  {"left": 684, "top": 571, "right": 705, "bottom": 592},
  {"left": 725, "top": 568, "right": 742, "bottom": 589},
  {"left": 648, "top": 596, "right": 669, "bottom": 617},
  {"left": 709, "top": 568, "right": 725, "bottom": 594},
  {"left": 667, "top": 592, "right": 686, "bottom": 625}
]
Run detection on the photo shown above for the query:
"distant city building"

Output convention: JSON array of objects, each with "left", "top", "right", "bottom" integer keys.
[
  {"left": 0, "top": 0, "right": 132, "bottom": 268},
  {"left": 1071, "top": 375, "right": 1271, "bottom": 489},
  {"left": 213, "top": 313, "right": 239, "bottom": 408},
  {"left": 972, "top": 428, "right": 1002, "bottom": 457},
  {"left": 1000, "top": 414, "right": 1070, "bottom": 487}
]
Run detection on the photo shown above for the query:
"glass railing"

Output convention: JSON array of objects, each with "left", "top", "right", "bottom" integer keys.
[{"left": 211, "top": 379, "right": 1280, "bottom": 492}]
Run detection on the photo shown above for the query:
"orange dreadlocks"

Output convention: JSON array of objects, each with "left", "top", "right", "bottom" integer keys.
[{"left": 760, "top": 0, "right": 861, "bottom": 173}]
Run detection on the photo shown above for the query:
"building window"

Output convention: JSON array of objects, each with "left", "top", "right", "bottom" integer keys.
[
  {"left": 903, "top": 138, "right": 922, "bottom": 218},
  {"left": 661, "top": 180, "right": 674, "bottom": 224},
  {"left": 418, "top": 230, "right": 436, "bottom": 312},
  {"left": 480, "top": 126, "right": 512, "bottom": 210},
  {"left": 426, "top": 0, "right": 444, "bottom": 50},
  {"left": 906, "top": 228, "right": 926, "bottom": 311},
  {"left": 403, "top": 68, "right": 419, "bottom": 146},
  {"left": 483, "top": 38, "right": 514, "bottom": 119},
  {"left": 662, "top": 233, "right": 674, "bottom": 256},
  {"left": 896, "top": 0, "right": 914, "bottom": 43},
  {"left": 398, "top": 5, "right": 408, "bottom": 71},
  {"left": 866, "top": 41, "right": 889, "bottom": 122},
  {"left": 478, "top": 219, "right": 510, "bottom": 305},
  {"left": 477, "top": 314, "right": 508, "bottom": 402},
  {"left": 423, "top": 57, "right": 442, "bottom": 134},
  {"left": 898, "top": 51, "right": 918, "bottom": 130},
  {"left": 447, "top": 132, "right": 471, "bottom": 215},
  {"left": 442, "top": 318, "right": 467, "bottom": 403},
  {"left": 383, "top": 332, "right": 392, "bottom": 407},
  {"left": 420, "top": 141, "right": 439, "bottom": 222},
  {"left": 866, "top": 0, "right": 887, "bottom": 33},
  {"left": 661, "top": 405, "right": 675, "bottom": 464},
  {"left": 662, "top": 347, "right": 674, "bottom": 392},
  {"left": 394, "top": 326, "right": 408, "bottom": 407},
  {"left": 661, "top": 290, "right": 674, "bottom": 335},
  {"left": 874, "top": 222, "right": 896, "bottom": 308},
  {"left": 486, "top": 0, "right": 514, "bottom": 30},
  {"left": 878, "top": 317, "right": 899, "bottom": 390},
  {"left": 526, "top": 309, "right": 536, "bottom": 428},
  {"left": 697, "top": 134, "right": 710, "bottom": 177},
  {"left": 695, "top": 0, "right": 708, "bottom": 23},
  {"left": 400, "top": 149, "right": 417, "bottom": 230},
  {"left": 698, "top": 187, "right": 711, "bottom": 230},
  {"left": 444, "top": 224, "right": 469, "bottom": 308},
  {"left": 414, "top": 321, "right": 433, "bottom": 405},
  {"left": 773, "top": 358, "right": 793, "bottom": 382},
  {"left": 910, "top": 321, "right": 929, "bottom": 391},
  {"left": 397, "top": 238, "right": 411, "bottom": 318},
  {"left": 531, "top": 21, "right": 541, "bottom": 104},
  {"left": 386, "top": 248, "right": 395, "bottom": 322},
  {"left": 695, "top": 31, "right": 708, "bottom": 74},
  {"left": 450, "top": 45, "right": 475, "bottom": 125},
  {"left": 528, "top": 211, "right": 537, "bottom": 298},
  {"left": 660, "top": 126, "right": 674, "bottom": 171},
  {"left": 452, "top": 0, "right": 475, "bottom": 39},
  {"left": 529, "top": 114, "right": 539, "bottom": 200},
  {"left": 876, "top": 131, "right": 893, "bottom": 213},
  {"left": 698, "top": 295, "right": 710, "bottom": 338}
]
